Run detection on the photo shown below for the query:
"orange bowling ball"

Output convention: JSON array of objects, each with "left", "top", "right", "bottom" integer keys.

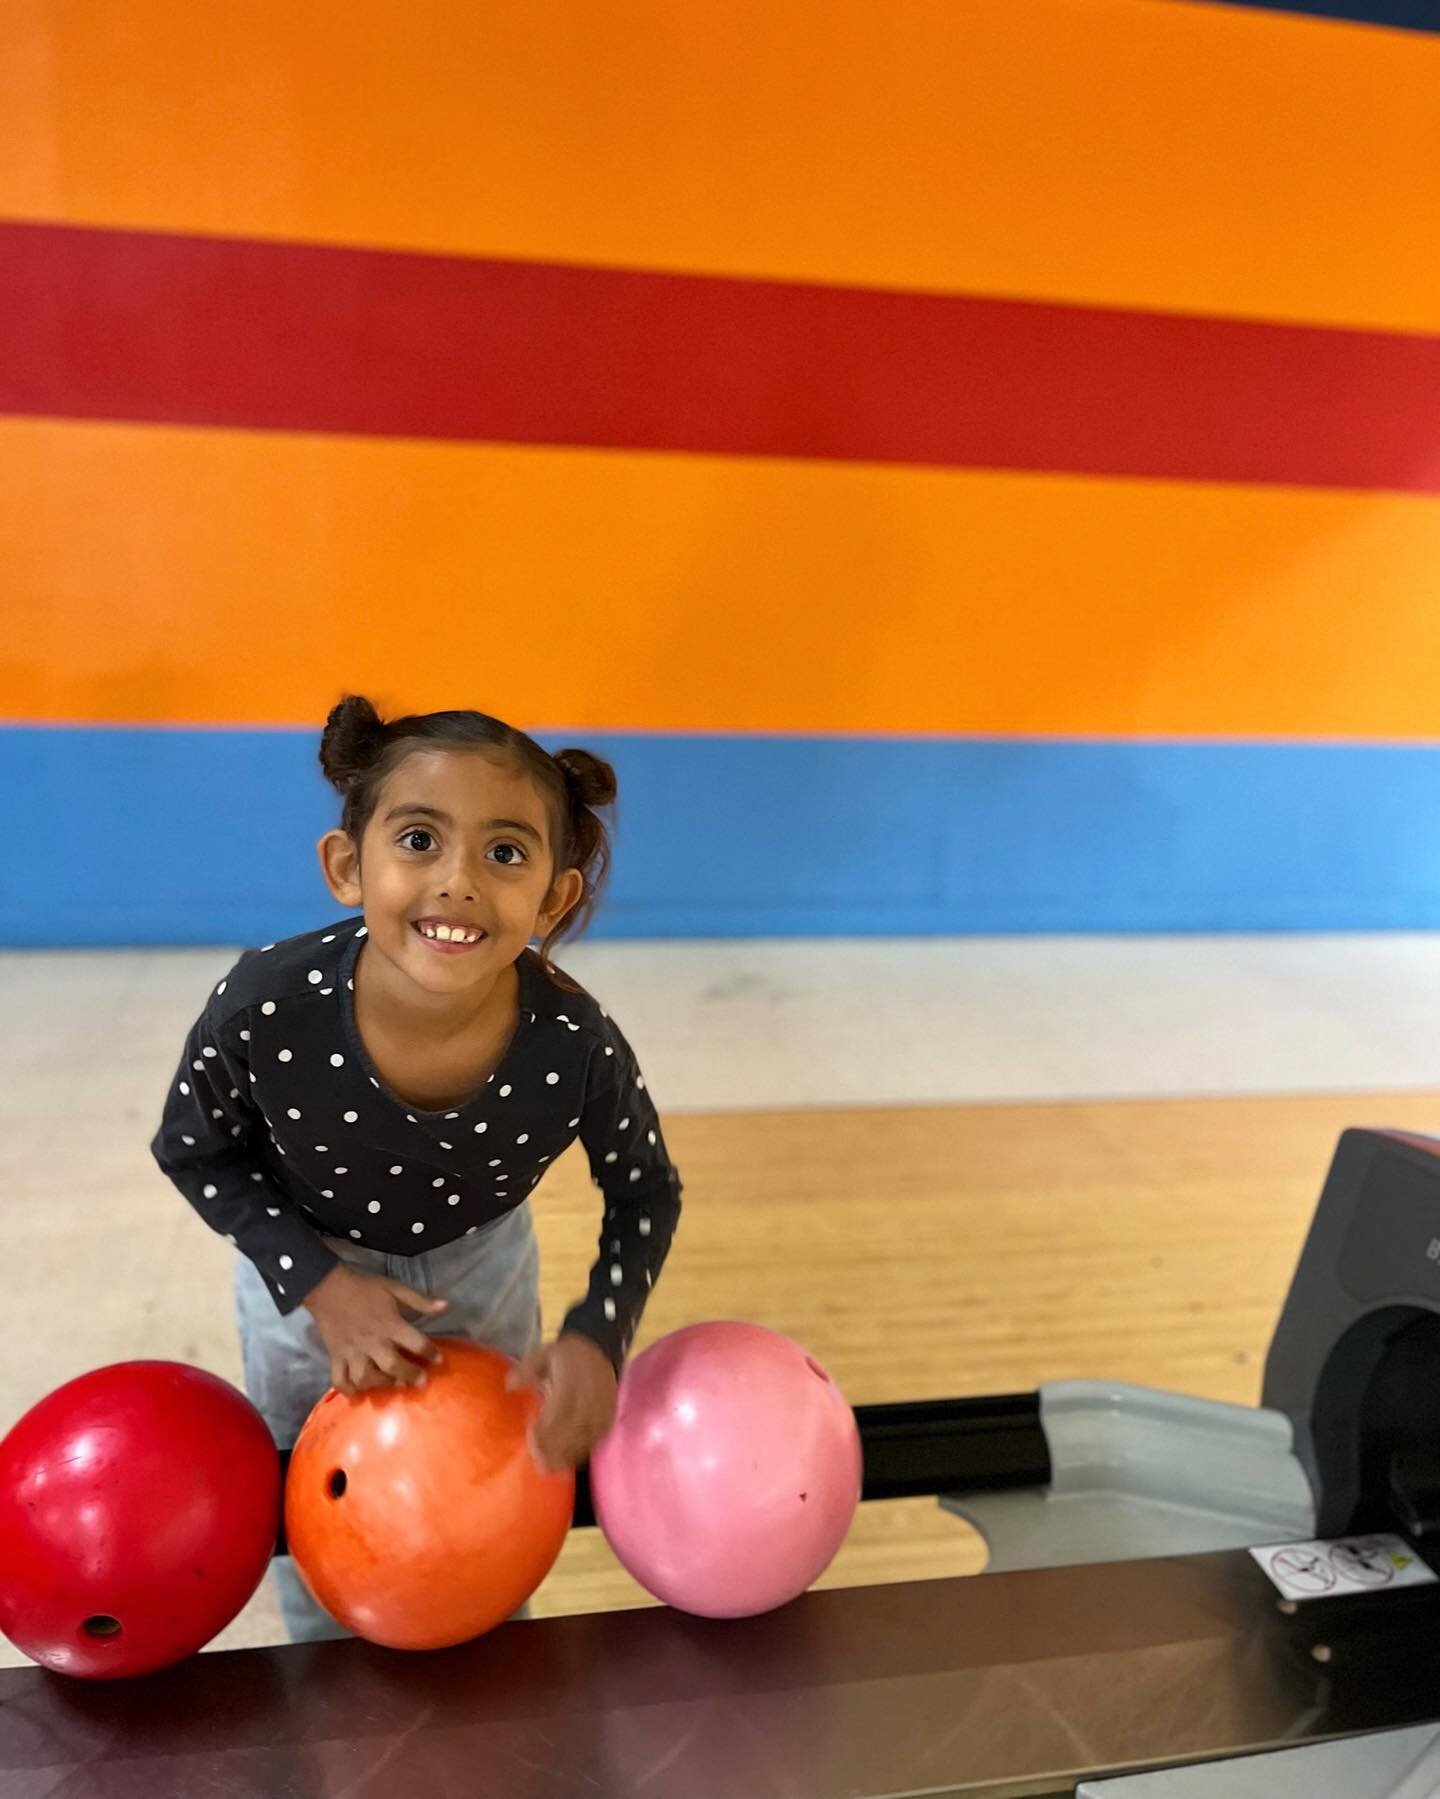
[{"left": 285, "top": 1338, "right": 573, "bottom": 1649}]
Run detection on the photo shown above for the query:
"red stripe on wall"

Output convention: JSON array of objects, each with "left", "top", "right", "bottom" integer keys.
[{"left": 4, "top": 220, "right": 1440, "bottom": 491}]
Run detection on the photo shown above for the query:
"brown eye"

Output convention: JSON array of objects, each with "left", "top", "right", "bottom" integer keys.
[
  {"left": 400, "top": 829, "right": 435, "bottom": 853},
  {"left": 489, "top": 841, "right": 527, "bottom": 867}
]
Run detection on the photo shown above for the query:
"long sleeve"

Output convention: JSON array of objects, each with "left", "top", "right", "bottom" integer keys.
[
  {"left": 562, "top": 1025, "right": 682, "bottom": 1369},
  {"left": 151, "top": 996, "right": 339, "bottom": 1314}
]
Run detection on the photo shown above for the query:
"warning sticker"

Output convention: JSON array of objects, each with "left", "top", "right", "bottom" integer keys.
[{"left": 1250, "top": 1534, "right": 1438, "bottom": 1602}]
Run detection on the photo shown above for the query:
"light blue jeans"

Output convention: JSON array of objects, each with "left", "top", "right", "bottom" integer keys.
[{"left": 234, "top": 1202, "right": 542, "bottom": 1642}]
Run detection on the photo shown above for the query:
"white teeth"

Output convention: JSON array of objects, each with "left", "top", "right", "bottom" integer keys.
[{"left": 419, "top": 922, "right": 481, "bottom": 944}]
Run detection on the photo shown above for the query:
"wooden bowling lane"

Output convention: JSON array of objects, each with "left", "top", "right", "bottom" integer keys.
[{"left": 528, "top": 1088, "right": 1440, "bottom": 1617}]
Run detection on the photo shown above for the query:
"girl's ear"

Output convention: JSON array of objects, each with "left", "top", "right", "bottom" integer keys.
[
  {"left": 318, "top": 830, "right": 363, "bottom": 908},
  {"left": 537, "top": 866, "right": 585, "bottom": 936}
]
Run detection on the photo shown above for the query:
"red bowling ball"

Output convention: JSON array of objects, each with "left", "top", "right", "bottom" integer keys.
[{"left": 0, "top": 1361, "right": 280, "bottom": 1678}]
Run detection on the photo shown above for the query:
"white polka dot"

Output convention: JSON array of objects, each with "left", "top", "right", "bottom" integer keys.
[
  {"left": 178, "top": 1081, "right": 189, "bottom": 1095},
  {"left": 639, "top": 1215, "right": 652, "bottom": 1236},
  {"left": 538, "top": 1155, "right": 550, "bottom": 1164},
  {"left": 369, "top": 1077, "right": 379, "bottom": 1088},
  {"left": 249, "top": 1072, "right": 257, "bottom": 1083},
  {"left": 212, "top": 1108, "right": 224, "bottom": 1120},
  {"left": 618, "top": 1117, "right": 630, "bottom": 1131},
  {"left": 276, "top": 1143, "right": 286, "bottom": 1155},
  {"left": 231, "top": 1125, "right": 242, "bottom": 1138},
  {"left": 225, "top": 1233, "right": 237, "bottom": 1244},
  {"left": 439, "top": 1141, "right": 453, "bottom": 1150},
  {"left": 445, "top": 1111, "right": 459, "bottom": 1120},
  {"left": 610, "top": 1264, "right": 623, "bottom": 1286},
  {"left": 192, "top": 1060, "right": 204, "bottom": 1072},
  {"left": 216, "top": 980, "right": 227, "bottom": 994},
  {"left": 604, "top": 1298, "right": 617, "bottom": 1322},
  {"left": 320, "top": 987, "right": 333, "bottom": 996},
  {"left": 473, "top": 1121, "right": 488, "bottom": 1135},
  {"left": 648, "top": 1130, "right": 657, "bottom": 1145},
  {"left": 266, "top": 1206, "right": 280, "bottom": 1216},
  {"left": 201, "top": 1046, "right": 218, "bottom": 1060},
  {"left": 277, "top": 1284, "right": 286, "bottom": 1297},
  {"left": 343, "top": 1110, "right": 358, "bottom": 1123},
  {"left": 307, "top": 970, "right": 323, "bottom": 985},
  {"left": 278, "top": 1049, "right": 292, "bottom": 1063},
  {"left": 556, "top": 1014, "right": 569, "bottom": 1023},
  {"left": 629, "top": 1167, "right": 642, "bottom": 1183},
  {"left": 496, "top": 1173, "right": 509, "bottom": 1182},
  {"left": 604, "top": 1046, "right": 614, "bottom": 1057},
  {"left": 314, "top": 1144, "right": 328, "bottom": 1153},
  {"left": 433, "top": 1177, "right": 445, "bottom": 1188},
  {"left": 368, "top": 1200, "right": 380, "bottom": 1213},
  {"left": 406, "top": 1114, "right": 416, "bottom": 1123},
  {"left": 499, "top": 1084, "right": 512, "bottom": 1098},
  {"left": 568, "top": 1118, "right": 580, "bottom": 1129},
  {"left": 181, "top": 1134, "right": 195, "bottom": 1146},
  {"left": 239, "top": 1029, "right": 250, "bottom": 1041},
  {"left": 349, "top": 1229, "right": 362, "bottom": 1239},
  {"left": 645, "top": 1269, "right": 653, "bottom": 1288},
  {"left": 517, "top": 1133, "right": 529, "bottom": 1145},
  {"left": 322, "top": 1190, "right": 334, "bottom": 1198},
  {"left": 279, "top": 1255, "right": 293, "bottom": 1271},
  {"left": 335, "top": 1166, "right": 348, "bottom": 1175},
  {"left": 356, "top": 926, "right": 368, "bottom": 937},
  {"left": 261, "top": 944, "right": 275, "bottom": 952},
  {"left": 636, "top": 1077, "right": 645, "bottom": 1090},
  {"left": 202, "top": 1183, "right": 217, "bottom": 1199},
  {"left": 261, "top": 1001, "right": 276, "bottom": 1016},
  {"left": 411, "top": 1221, "right": 424, "bottom": 1235},
  {"left": 546, "top": 1072, "right": 559, "bottom": 1085},
  {"left": 251, "top": 1171, "right": 263, "bottom": 1182},
  {"left": 466, "top": 1225, "right": 478, "bottom": 1235},
  {"left": 322, "top": 934, "right": 336, "bottom": 943},
  {"left": 229, "top": 1088, "right": 239, "bottom": 1099},
  {"left": 489, "top": 1158, "right": 501, "bottom": 1167},
  {"left": 348, "top": 979, "right": 355, "bottom": 990},
  {"left": 447, "top": 1194, "right": 460, "bottom": 1206},
  {"left": 390, "top": 1164, "right": 402, "bottom": 1175},
  {"left": 604, "top": 1151, "right": 618, "bottom": 1164},
  {"left": 330, "top": 1053, "right": 345, "bottom": 1068},
  {"left": 287, "top": 1107, "right": 302, "bottom": 1120}
]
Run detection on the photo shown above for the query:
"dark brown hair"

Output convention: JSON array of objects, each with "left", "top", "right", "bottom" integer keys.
[{"left": 318, "top": 695, "right": 615, "bottom": 979}]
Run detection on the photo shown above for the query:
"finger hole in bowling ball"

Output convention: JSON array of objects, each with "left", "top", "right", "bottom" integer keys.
[
  {"left": 328, "top": 1468, "right": 348, "bottom": 1499},
  {"left": 82, "top": 1616, "right": 122, "bottom": 1639},
  {"left": 805, "top": 1357, "right": 830, "bottom": 1382}
]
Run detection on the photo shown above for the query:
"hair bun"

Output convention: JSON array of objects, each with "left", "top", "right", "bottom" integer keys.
[
  {"left": 553, "top": 747, "right": 618, "bottom": 810},
  {"left": 318, "top": 694, "right": 388, "bottom": 794}
]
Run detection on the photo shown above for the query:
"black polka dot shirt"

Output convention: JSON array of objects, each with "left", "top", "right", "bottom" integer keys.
[{"left": 151, "top": 919, "right": 681, "bottom": 1370}]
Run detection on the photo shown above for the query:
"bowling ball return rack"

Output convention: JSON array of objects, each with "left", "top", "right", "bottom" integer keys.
[{"left": 6, "top": 1127, "right": 1440, "bottom": 1796}]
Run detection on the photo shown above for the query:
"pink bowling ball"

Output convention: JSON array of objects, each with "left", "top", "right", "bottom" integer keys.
[{"left": 590, "top": 1321, "right": 862, "bottom": 1618}]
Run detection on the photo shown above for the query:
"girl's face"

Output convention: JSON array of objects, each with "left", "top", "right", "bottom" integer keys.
[{"left": 319, "top": 748, "right": 582, "bottom": 998}]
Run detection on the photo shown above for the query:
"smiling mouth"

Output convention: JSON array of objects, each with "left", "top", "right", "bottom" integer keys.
[{"left": 412, "top": 919, "right": 488, "bottom": 949}]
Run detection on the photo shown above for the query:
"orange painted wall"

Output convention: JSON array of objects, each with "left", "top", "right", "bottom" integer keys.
[{"left": 4, "top": 0, "right": 1440, "bottom": 737}]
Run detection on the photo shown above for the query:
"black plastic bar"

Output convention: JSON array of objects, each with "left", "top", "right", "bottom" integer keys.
[{"left": 272, "top": 1393, "right": 1049, "bottom": 1554}]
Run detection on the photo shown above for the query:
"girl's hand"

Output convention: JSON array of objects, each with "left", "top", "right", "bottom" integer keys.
[
  {"left": 509, "top": 1333, "right": 618, "bottom": 1473},
  {"left": 304, "top": 1263, "right": 448, "bottom": 1396}
]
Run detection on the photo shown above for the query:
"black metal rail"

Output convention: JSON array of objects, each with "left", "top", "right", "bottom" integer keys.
[{"left": 272, "top": 1392, "right": 1048, "bottom": 1553}]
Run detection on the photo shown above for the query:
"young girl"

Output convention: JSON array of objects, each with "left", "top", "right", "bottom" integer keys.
[{"left": 152, "top": 696, "right": 682, "bottom": 1640}]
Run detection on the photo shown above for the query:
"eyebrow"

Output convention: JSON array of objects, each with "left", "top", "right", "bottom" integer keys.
[{"left": 383, "top": 804, "right": 544, "bottom": 843}]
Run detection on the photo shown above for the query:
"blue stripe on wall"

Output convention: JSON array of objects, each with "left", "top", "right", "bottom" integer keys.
[
  {"left": 5, "top": 727, "right": 1440, "bottom": 946},
  {"left": 1201, "top": 1, "right": 1440, "bottom": 31}
]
